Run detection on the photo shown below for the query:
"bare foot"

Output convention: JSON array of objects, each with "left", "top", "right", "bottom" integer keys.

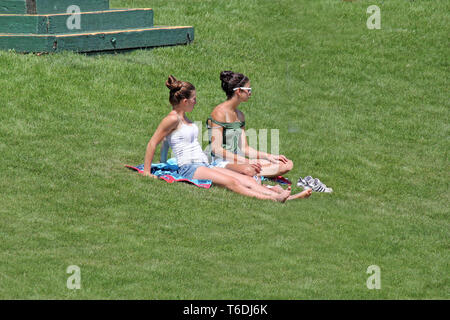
[
  {"left": 265, "top": 185, "right": 284, "bottom": 193},
  {"left": 287, "top": 188, "right": 312, "bottom": 200},
  {"left": 275, "top": 187, "right": 291, "bottom": 203}
]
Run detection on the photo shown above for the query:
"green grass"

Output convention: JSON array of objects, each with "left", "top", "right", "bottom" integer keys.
[{"left": 0, "top": 0, "right": 448, "bottom": 299}]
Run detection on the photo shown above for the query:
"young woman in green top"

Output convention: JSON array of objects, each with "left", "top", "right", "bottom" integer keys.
[{"left": 207, "top": 71, "right": 294, "bottom": 178}]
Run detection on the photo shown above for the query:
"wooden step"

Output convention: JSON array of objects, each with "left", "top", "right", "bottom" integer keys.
[
  {"left": 0, "top": 26, "right": 194, "bottom": 53},
  {"left": 0, "top": 8, "right": 154, "bottom": 34},
  {"left": 0, "top": 0, "right": 109, "bottom": 14}
]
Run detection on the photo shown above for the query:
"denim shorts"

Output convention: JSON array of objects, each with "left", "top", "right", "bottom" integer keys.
[{"left": 178, "top": 163, "right": 210, "bottom": 180}]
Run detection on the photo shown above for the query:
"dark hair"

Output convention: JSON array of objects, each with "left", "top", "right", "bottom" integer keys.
[
  {"left": 220, "top": 71, "right": 249, "bottom": 99},
  {"left": 165, "top": 75, "right": 196, "bottom": 106}
]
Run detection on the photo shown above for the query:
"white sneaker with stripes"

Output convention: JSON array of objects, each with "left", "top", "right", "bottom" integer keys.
[{"left": 297, "top": 176, "right": 333, "bottom": 193}]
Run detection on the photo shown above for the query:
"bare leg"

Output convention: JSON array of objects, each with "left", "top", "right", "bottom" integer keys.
[
  {"left": 224, "top": 163, "right": 255, "bottom": 176},
  {"left": 222, "top": 158, "right": 293, "bottom": 178},
  {"left": 287, "top": 189, "right": 312, "bottom": 200},
  {"left": 259, "top": 182, "right": 311, "bottom": 200},
  {"left": 266, "top": 185, "right": 285, "bottom": 193},
  {"left": 211, "top": 167, "right": 284, "bottom": 197},
  {"left": 193, "top": 167, "right": 290, "bottom": 202},
  {"left": 249, "top": 159, "right": 294, "bottom": 178}
]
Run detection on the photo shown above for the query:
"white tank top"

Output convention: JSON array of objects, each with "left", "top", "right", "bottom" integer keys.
[{"left": 166, "top": 121, "right": 209, "bottom": 167}]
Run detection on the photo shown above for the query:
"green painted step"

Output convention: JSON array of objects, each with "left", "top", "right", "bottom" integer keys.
[
  {"left": 0, "top": 0, "right": 109, "bottom": 14},
  {"left": 0, "top": 26, "right": 194, "bottom": 53},
  {"left": 0, "top": 8, "right": 154, "bottom": 34}
]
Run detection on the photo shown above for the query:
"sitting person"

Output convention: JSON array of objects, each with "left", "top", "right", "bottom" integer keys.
[
  {"left": 206, "top": 71, "right": 294, "bottom": 178},
  {"left": 142, "top": 75, "right": 311, "bottom": 202}
]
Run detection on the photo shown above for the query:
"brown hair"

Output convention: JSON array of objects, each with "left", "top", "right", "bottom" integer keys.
[
  {"left": 165, "top": 75, "right": 196, "bottom": 106},
  {"left": 220, "top": 71, "right": 249, "bottom": 99}
]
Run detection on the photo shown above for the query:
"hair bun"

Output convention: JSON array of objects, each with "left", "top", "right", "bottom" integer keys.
[
  {"left": 166, "top": 75, "right": 182, "bottom": 91},
  {"left": 165, "top": 76, "right": 196, "bottom": 106},
  {"left": 219, "top": 70, "right": 249, "bottom": 99},
  {"left": 220, "top": 71, "right": 234, "bottom": 82}
]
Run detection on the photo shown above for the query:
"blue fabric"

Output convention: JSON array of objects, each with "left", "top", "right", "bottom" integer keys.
[
  {"left": 178, "top": 163, "right": 210, "bottom": 180},
  {"left": 129, "top": 158, "right": 212, "bottom": 188},
  {"left": 128, "top": 158, "right": 290, "bottom": 188},
  {"left": 260, "top": 175, "right": 292, "bottom": 185}
]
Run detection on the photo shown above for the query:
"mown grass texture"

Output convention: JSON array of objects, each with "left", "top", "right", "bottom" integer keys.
[{"left": 0, "top": 0, "right": 448, "bottom": 299}]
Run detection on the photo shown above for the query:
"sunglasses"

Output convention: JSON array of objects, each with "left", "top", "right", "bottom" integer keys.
[{"left": 233, "top": 87, "right": 252, "bottom": 94}]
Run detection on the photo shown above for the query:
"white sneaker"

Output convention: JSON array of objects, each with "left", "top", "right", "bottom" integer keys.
[
  {"left": 299, "top": 176, "right": 333, "bottom": 193},
  {"left": 297, "top": 177, "right": 311, "bottom": 189},
  {"left": 310, "top": 177, "right": 333, "bottom": 193}
]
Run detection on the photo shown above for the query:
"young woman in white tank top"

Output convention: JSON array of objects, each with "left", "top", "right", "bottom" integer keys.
[
  {"left": 165, "top": 114, "right": 208, "bottom": 166},
  {"left": 142, "top": 76, "right": 312, "bottom": 202}
]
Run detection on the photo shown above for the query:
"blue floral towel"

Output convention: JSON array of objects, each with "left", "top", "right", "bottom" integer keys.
[{"left": 125, "top": 158, "right": 212, "bottom": 189}]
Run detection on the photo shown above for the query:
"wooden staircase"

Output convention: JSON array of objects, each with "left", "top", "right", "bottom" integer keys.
[{"left": 0, "top": 0, "right": 194, "bottom": 53}]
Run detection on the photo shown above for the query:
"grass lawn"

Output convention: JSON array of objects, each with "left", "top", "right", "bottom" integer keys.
[{"left": 0, "top": 0, "right": 448, "bottom": 299}]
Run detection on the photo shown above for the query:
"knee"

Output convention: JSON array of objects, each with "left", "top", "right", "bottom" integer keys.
[
  {"left": 286, "top": 159, "right": 293, "bottom": 171},
  {"left": 280, "top": 159, "right": 293, "bottom": 174}
]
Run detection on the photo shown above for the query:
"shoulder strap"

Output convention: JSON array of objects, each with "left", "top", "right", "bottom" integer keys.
[
  {"left": 206, "top": 116, "right": 245, "bottom": 129},
  {"left": 206, "top": 116, "right": 224, "bottom": 128}
]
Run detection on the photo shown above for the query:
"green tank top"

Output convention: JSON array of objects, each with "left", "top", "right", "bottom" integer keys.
[{"left": 206, "top": 116, "right": 245, "bottom": 158}]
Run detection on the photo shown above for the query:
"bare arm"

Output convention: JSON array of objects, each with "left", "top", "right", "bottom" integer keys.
[
  {"left": 235, "top": 110, "right": 269, "bottom": 161},
  {"left": 143, "top": 114, "right": 179, "bottom": 177},
  {"left": 239, "top": 110, "right": 288, "bottom": 164},
  {"left": 241, "top": 130, "right": 289, "bottom": 163},
  {"left": 240, "top": 127, "right": 271, "bottom": 160}
]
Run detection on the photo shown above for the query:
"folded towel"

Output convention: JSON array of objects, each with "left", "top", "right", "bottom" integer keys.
[{"left": 125, "top": 158, "right": 212, "bottom": 189}]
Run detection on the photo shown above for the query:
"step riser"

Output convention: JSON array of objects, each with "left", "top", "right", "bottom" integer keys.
[
  {"left": 0, "top": 0, "right": 109, "bottom": 14},
  {"left": 0, "top": 9, "right": 154, "bottom": 34},
  {"left": 0, "top": 14, "right": 44, "bottom": 33},
  {"left": 0, "top": 27, "right": 194, "bottom": 53},
  {"left": 0, "top": 1, "right": 26, "bottom": 14},
  {"left": 57, "top": 28, "right": 194, "bottom": 53}
]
